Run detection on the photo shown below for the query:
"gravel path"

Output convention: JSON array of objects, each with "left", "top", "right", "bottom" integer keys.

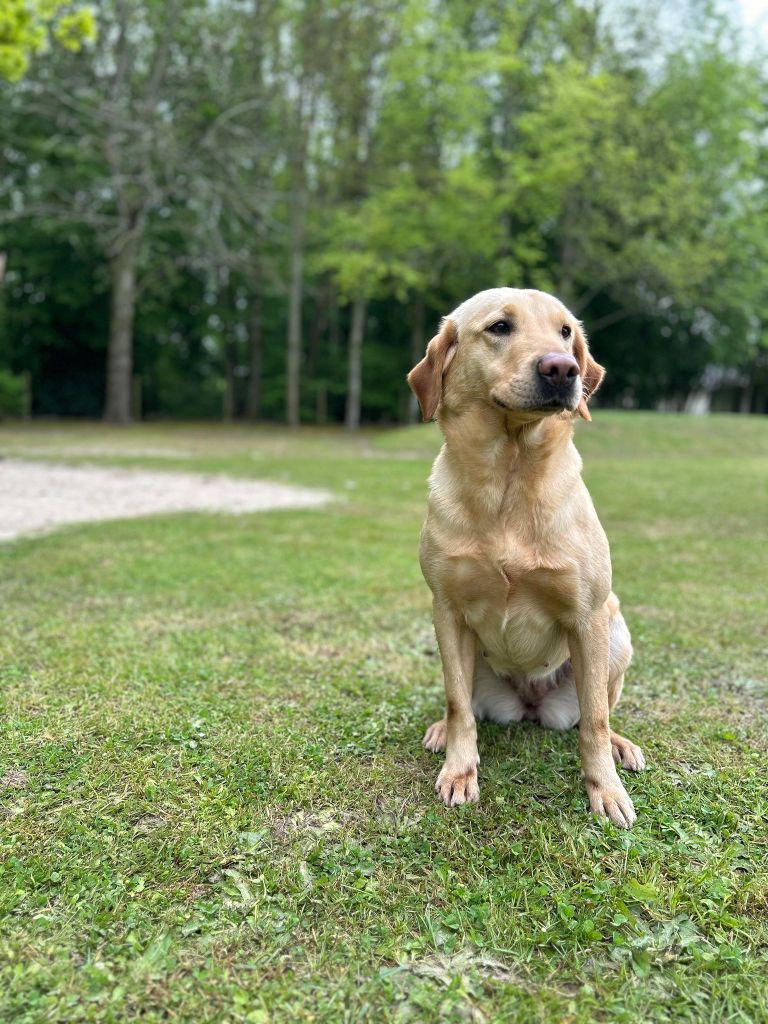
[{"left": 0, "top": 459, "right": 331, "bottom": 541}]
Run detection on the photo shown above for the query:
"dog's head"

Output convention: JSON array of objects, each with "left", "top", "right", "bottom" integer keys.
[{"left": 407, "top": 288, "right": 604, "bottom": 423}]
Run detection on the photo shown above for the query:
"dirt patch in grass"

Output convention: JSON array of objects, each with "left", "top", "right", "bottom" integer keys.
[
  {"left": 0, "top": 459, "right": 332, "bottom": 541},
  {"left": 0, "top": 769, "right": 29, "bottom": 790}
]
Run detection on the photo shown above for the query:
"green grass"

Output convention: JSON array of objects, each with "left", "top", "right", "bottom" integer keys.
[{"left": 1, "top": 412, "right": 767, "bottom": 1023}]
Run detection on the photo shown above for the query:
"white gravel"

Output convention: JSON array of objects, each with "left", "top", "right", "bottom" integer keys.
[{"left": 0, "top": 459, "right": 332, "bottom": 541}]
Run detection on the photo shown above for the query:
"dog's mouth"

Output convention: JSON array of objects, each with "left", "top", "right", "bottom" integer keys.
[
  {"left": 534, "top": 397, "right": 576, "bottom": 412},
  {"left": 493, "top": 395, "right": 574, "bottom": 414}
]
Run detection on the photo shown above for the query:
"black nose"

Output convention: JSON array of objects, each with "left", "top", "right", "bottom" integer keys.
[{"left": 537, "top": 352, "right": 579, "bottom": 387}]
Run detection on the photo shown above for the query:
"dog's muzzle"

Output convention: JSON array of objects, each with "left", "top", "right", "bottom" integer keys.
[{"left": 536, "top": 352, "right": 580, "bottom": 405}]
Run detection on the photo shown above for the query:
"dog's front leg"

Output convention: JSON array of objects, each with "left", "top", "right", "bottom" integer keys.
[
  {"left": 569, "top": 609, "right": 636, "bottom": 828},
  {"left": 432, "top": 599, "right": 479, "bottom": 806}
]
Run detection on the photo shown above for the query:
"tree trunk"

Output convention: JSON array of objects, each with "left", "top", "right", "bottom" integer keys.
[
  {"left": 131, "top": 375, "right": 142, "bottom": 421},
  {"left": 306, "top": 290, "right": 321, "bottom": 382},
  {"left": 316, "top": 383, "right": 327, "bottom": 424},
  {"left": 286, "top": 192, "right": 305, "bottom": 429},
  {"left": 246, "top": 288, "right": 263, "bottom": 421},
  {"left": 104, "top": 233, "right": 140, "bottom": 423},
  {"left": 328, "top": 280, "right": 341, "bottom": 360},
  {"left": 223, "top": 339, "right": 237, "bottom": 422},
  {"left": 345, "top": 296, "right": 367, "bottom": 431},
  {"left": 408, "top": 293, "right": 425, "bottom": 423},
  {"left": 307, "top": 286, "right": 332, "bottom": 424}
]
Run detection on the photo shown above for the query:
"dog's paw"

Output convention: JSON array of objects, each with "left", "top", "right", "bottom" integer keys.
[
  {"left": 611, "top": 734, "right": 646, "bottom": 772},
  {"left": 423, "top": 719, "right": 447, "bottom": 753},
  {"left": 435, "top": 761, "right": 480, "bottom": 807},
  {"left": 586, "top": 777, "right": 636, "bottom": 829}
]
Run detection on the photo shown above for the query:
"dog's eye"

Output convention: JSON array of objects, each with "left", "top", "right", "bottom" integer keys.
[
  {"left": 486, "top": 320, "right": 511, "bottom": 336},
  {"left": 561, "top": 324, "right": 572, "bottom": 339}
]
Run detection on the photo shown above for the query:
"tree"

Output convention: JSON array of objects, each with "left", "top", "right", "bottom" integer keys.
[
  {"left": 0, "top": 0, "right": 96, "bottom": 82},
  {"left": 318, "top": 0, "right": 497, "bottom": 427},
  {"left": 1, "top": 0, "right": 765, "bottom": 421},
  {"left": 3, "top": 0, "right": 214, "bottom": 422},
  {"left": 178, "top": 0, "right": 284, "bottom": 422}
]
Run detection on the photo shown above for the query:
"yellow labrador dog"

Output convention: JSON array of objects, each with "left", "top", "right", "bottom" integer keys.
[{"left": 408, "top": 288, "right": 644, "bottom": 828}]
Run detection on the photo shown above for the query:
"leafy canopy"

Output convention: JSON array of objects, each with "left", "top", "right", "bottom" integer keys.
[{"left": 0, "top": 0, "right": 96, "bottom": 82}]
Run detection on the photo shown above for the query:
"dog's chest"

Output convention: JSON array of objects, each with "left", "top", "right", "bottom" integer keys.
[
  {"left": 447, "top": 530, "right": 579, "bottom": 608},
  {"left": 448, "top": 534, "right": 578, "bottom": 675}
]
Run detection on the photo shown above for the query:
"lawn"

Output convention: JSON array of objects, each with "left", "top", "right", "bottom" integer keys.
[{"left": 1, "top": 413, "right": 767, "bottom": 1023}]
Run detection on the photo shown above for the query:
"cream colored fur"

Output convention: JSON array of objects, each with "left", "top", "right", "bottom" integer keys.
[{"left": 409, "top": 288, "right": 645, "bottom": 827}]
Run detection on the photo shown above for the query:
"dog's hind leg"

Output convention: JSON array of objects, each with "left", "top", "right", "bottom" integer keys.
[
  {"left": 606, "top": 597, "right": 645, "bottom": 771},
  {"left": 607, "top": 598, "right": 632, "bottom": 709},
  {"left": 471, "top": 652, "right": 526, "bottom": 726},
  {"left": 610, "top": 713, "right": 646, "bottom": 771},
  {"left": 423, "top": 651, "right": 524, "bottom": 753},
  {"left": 423, "top": 718, "right": 447, "bottom": 752}
]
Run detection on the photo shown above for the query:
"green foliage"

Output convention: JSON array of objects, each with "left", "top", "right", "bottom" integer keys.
[
  {"left": 0, "top": 368, "right": 24, "bottom": 416},
  {"left": 0, "top": 0, "right": 766, "bottom": 420},
  {"left": 0, "top": 0, "right": 96, "bottom": 81}
]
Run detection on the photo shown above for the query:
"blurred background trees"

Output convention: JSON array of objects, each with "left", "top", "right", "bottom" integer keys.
[
  {"left": 1, "top": 0, "right": 766, "bottom": 423},
  {"left": 0, "top": 0, "right": 95, "bottom": 82}
]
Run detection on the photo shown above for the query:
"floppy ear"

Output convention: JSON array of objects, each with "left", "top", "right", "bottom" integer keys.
[
  {"left": 407, "top": 317, "right": 458, "bottom": 421},
  {"left": 572, "top": 324, "right": 605, "bottom": 422}
]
